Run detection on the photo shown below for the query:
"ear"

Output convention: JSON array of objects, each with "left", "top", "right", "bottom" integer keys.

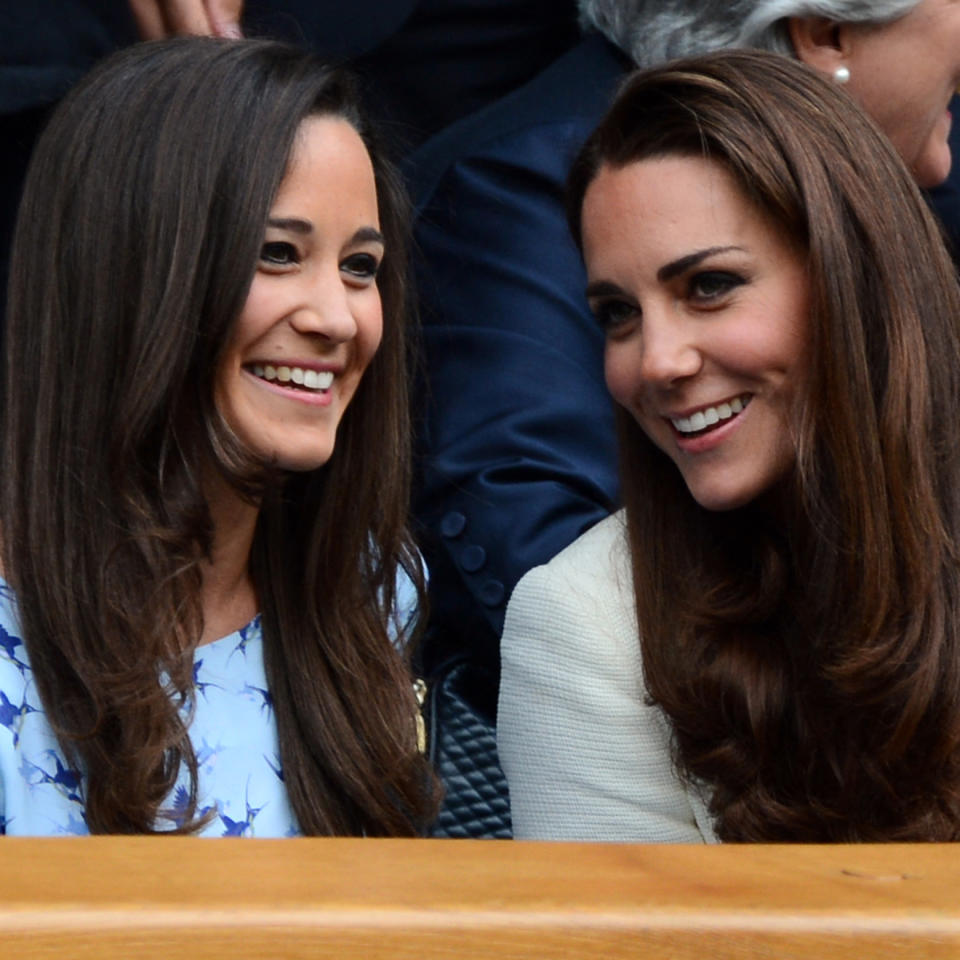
[{"left": 787, "top": 17, "right": 850, "bottom": 76}]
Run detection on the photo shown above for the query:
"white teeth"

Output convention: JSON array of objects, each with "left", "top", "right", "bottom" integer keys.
[
  {"left": 671, "top": 396, "right": 750, "bottom": 434},
  {"left": 250, "top": 364, "right": 334, "bottom": 392},
  {"left": 302, "top": 369, "right": 334, "bottom": 390}
]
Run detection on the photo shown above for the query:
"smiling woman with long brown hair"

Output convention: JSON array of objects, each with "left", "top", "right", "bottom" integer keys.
[
  {"left": 498, "top": 50, "right": 960, "bottom": 843},
  {"left": 0, "top": 37, "right": 435, "bottom": 836}
]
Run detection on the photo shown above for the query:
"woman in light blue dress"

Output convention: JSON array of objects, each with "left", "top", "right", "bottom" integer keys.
[{"left": 0, "top": 37, "right": 435, "bottom": 836}]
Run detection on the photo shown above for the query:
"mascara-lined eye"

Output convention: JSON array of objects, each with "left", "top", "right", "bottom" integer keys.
[
  {"left": 688, "top": 270, "right": 744, "bottom": 303},
  {"left": 341, "top": 252, "right": 380, "bottom": 281},
  {"left": 591, "top": 298, "right": 639, "bottom": 332},
  {"left": 260, "top": 241, "right": 299, "bottom": 267}
]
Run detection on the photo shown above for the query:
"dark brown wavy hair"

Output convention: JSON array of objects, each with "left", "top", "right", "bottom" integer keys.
[
  {"left": 567, "top": 50, "right": 960, "bottom": 841},
  {"left": 2, "top": 37, "right": 436, "bottom": 835}
]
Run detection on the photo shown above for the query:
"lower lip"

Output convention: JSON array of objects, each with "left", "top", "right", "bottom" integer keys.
[
  {"left": 243, "top": 368, "right": 334, "bottom": 406},
  {"left": 670, "top": 404, "right": 748, "bottom": 454}
]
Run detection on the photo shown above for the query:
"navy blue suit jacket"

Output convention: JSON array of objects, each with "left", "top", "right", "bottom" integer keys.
[{"left": 408, "top": 34, "right": 631, "bottom": 675}]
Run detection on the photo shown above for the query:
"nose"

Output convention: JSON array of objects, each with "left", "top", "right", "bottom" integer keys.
[
  {"left": 289, "top": 270, "right": 358, "bottom": 343},
  {"left": 636, "top": 310, "right": 702, "bottom": 387}
]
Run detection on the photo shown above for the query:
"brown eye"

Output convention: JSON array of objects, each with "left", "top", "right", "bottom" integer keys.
[
  {"left": 341, "top": 253, "right": 380, "bottom": 280},
  {"left": 688, "top": 271, "right": 743, "bottom": 302},
  {"left": 591, "top": 298, "right": 638, "bottom": 331},
  {"left": 260, "top": 242, "right": 298, "bottom": 266}
]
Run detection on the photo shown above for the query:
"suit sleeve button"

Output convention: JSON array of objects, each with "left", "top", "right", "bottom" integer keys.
[
  {"left": 440, "top": 511, "right": 467, "bottom": 538},
  {"left": 460, "top": 544, "right": 486, "bottom": 572},
  {"left": 479, "top": 580, "right": 505, "bottom": 607}
]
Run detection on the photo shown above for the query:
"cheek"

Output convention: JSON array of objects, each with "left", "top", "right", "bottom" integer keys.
[
  {"left": 233, "top": 277, "right": 279, "bottom": 341},
  {"left": 603, "top": 340, "right": 642, "bottom": 412},
  {"left": 359, "top": 299, "right": 384, "bottom": 369}
]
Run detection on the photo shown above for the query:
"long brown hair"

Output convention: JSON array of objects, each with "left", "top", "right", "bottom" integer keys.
[
  {"left": 3, "top": 37, "right": 435, "bottom": 835},
  {"left": 567, "top": 50, "right": 960, "bottom": 840}
]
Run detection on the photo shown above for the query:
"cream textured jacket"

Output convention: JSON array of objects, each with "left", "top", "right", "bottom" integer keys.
[{"left": 497, "top": 511, "right": 718, "bottom": 842}]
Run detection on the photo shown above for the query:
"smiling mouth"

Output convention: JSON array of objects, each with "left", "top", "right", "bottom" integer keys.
[
  {"left": 249, "top": 364, "right": 334, "bottom": 393},
  {"left": 670, "top": 395, "right": 751, "bottom": 437}
]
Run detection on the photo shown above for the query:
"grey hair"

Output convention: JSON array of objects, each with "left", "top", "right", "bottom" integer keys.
[{"left": 578, "top": 0, "right": 921, "bottom": 66}]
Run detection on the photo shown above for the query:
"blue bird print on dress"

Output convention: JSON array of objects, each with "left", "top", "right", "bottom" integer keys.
[
  {"left": 219, "top": 781, "right": 265, "bottom": 837},
  {"left": 192, "top": 660, "right": 222, "bottom": 701},
  {"left": 0, "top": 688, "right": 38, "bottom": 746},
  {"left": 195, "top": 735, "right": 225, "bottom": 775},
  {"left": 57, "top": 812, "right": 89, "bottom": 836},
  {"left": 227, "top": 616, "right": 260, "bottom": 664},
  {"left": 21, "top": 751, "right": 83, "bottom": 803},
  {"left": 264, "top": 752, "right": 284, "bottom": 783},
  {"left": 241, "top": 682, "right": 273, "bottom": 714},
  {"left": 0, "top": 624, "right": 29, "bottom": 675},
  {"left": 166, "top": 785, "right": 216, "bottom": 829}
]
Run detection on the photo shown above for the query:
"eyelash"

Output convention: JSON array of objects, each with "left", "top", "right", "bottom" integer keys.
[
  {"left": 341, "top": 253, "right": 380, "bottom": 281},
  {"left": 258, "top": 245, "right": 381, "bottom": 281},
  {"left": 260, "top": 241, "right": 298, "bottom": 267},
  {"left": 591, "top": 270, "right": 747, "bottom": 331},
  {"left": 687, "top": 270, "right": 745, "bottom": 303},
  {"left": 591, "top": 299, "right": 638, "bottom": 331}
]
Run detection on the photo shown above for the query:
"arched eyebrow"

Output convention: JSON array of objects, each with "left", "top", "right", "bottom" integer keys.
[
  {"left": 584, "top": 279, "right": 626, "bottom": 300},
  {"left": 266, "top": 217, "right": 312, "bottom": 234},
  {"left": 585, "top": 245, "right": 747, "bottom": 299},
  {"left": 657, "top": 246, "right": 743, "bottom": 283},
  {"left": 351, "top": 227, "right": 385, "bottom": 246},
  {"left": 265, "top": 219, "right": 384, "bottom": 247}
]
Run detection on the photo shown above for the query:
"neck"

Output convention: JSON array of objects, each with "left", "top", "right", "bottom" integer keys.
[{"left": 200, "top": 466, "right": 260, "bottom": 645}]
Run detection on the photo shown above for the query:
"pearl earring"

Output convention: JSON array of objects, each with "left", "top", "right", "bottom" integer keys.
[{"left": 833, "top": 65, "right": 850, "bottom": 84}]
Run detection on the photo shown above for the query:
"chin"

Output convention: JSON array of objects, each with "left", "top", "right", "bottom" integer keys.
[
  {"left": 242, "top": 435, "right": 337, "bottom": 473},
  {"left": 689, "top": 490, "right": 755, "bottom": 512},
  {"left": 272, "top": 449, "right": 336, "bottom": 472},
  {"left": 684, "top": 475, "right": 768, "bottom": 513},
  {"left": 912, "top": 134, "right": 953, "bottom": 188}
]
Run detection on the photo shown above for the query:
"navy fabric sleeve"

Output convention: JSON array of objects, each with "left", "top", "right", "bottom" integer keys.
[{"left": 412, "top": 116, "right": 620, "bottom": 670}]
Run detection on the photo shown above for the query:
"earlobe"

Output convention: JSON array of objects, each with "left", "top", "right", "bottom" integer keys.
[{"left": 787, "top": 16, "right": 848, "bottom": 77}]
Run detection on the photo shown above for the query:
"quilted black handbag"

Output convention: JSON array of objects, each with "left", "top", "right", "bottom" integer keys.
[{"left": 425, "top": 656, "right": 512, "bottom": 838}]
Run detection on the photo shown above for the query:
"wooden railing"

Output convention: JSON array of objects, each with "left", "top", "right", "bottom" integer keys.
[{"left": 1, "top": 838, "right": 957, "bottom": 958}]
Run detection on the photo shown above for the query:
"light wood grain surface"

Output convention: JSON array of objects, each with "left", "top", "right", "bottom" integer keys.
[{"left": 1, "top": 838, "right": 957, "bottom": 958}]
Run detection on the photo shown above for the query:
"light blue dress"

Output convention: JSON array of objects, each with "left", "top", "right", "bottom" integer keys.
[{"left": 0, "top": 572, "right": 416, "bottom": 837}]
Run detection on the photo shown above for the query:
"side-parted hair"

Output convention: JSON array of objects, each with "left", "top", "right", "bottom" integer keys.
[
  {"left": 3, "top": 37, "right": 435, "bottom": 835},
  {"left": 577, "top": 0, "right": 920, "bottom": 66},
  {"left": 567, "top": 50, "right": 960, "bottom": 840}
]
